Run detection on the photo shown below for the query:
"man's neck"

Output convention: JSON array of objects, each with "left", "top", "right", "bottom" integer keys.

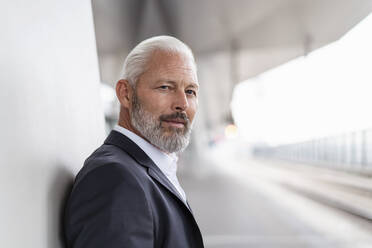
[{"left": 116, "top": 122, "right": 171, "bottom": 155}]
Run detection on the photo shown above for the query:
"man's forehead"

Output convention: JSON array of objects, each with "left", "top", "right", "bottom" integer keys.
[
  {"left": 149, "top": 50, "right": 194, "bottom": 68},
  {"left": 147, "top": 51, "right": 197, "bottom": 80}
]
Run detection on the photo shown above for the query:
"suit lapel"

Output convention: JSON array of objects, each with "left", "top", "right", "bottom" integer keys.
[
  {"left": 104, "top": 130, "right": 192, "bottom": 212},
  {"left": 147, "top": 167, "right": 190, "bottom": 208}
]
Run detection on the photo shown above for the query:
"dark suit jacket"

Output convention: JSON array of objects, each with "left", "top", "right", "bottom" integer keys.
[{"left": 64, "top": 130, "right": 204, "bottom": 248}]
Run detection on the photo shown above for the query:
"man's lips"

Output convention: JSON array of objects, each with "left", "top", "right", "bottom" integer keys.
[{"left": 162, "top": 119, "right": 186, "bottom": 128}]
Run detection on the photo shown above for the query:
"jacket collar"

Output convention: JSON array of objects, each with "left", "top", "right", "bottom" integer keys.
[{"left": 104, "top": 130, "right": 192, "bottom": 212}]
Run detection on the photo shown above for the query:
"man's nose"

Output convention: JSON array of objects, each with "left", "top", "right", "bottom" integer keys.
[{"left": 172, "top": 90, "right": 189, "bottom": 112}]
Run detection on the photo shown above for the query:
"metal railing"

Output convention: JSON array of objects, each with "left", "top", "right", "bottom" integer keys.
[{"left": 253, "top": 129, "right": 372, "bottom": 173}]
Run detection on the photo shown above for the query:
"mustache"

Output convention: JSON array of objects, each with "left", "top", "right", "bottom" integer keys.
[{"left": 159, "top": 112, "right": 189, "bottom": 124}]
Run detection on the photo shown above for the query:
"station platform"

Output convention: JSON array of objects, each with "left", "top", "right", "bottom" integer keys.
[{"left": 179, "top": 147, "right": 372, "bottom": 248}]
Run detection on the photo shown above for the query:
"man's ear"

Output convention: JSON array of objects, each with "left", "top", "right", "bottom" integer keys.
[{"left": 116, "top": 79, "right": 132, "bottom": 108}]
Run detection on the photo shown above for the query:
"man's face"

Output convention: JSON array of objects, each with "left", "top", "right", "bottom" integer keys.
[{"left": 129, "top": 50, "right": 199, "bottom": 153}]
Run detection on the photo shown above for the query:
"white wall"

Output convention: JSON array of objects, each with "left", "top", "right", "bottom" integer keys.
[{"left": 0, "top": 1, "right": 105, "bottom": 247}]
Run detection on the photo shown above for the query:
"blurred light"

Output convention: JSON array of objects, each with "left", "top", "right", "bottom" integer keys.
[
  {"left": 225, "top": 124, "right": 238, "bottom": 139},
  {"left": 100, "top": 83, "right": 117, "bottom": 117},
  {"left": 232, "top": 13, "right": 372, "bottom": 146}
]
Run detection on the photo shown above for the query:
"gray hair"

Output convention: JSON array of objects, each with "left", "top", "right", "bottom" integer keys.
[{"left": 121, "top": 35, "right": 197, "bottom": 86}]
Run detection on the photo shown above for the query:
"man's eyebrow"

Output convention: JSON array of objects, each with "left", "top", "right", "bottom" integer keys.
[
  {"left": 156, "top": 79, "right": 199, "bottom": 89},
  {"left": 187, "top": 83, "right": 199, "bottom": 90},
  {"left": 155, "top": 79, "right": 177, "bottom": 85}
]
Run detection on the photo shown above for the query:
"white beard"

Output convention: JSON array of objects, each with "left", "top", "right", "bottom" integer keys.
[{"left": 130, "top": 92, "right": 192, "bottom": 153}]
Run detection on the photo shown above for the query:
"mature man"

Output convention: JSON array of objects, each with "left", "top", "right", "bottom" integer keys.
[{"left": 64, "top": 36, "right": 204, "bottom": 248}]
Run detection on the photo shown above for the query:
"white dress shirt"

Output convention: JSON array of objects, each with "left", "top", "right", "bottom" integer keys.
[{"left": 113, "top": 125, "right": 187, "bottom": 202}]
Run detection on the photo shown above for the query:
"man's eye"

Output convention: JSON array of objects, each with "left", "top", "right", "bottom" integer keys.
[
  {"left": 186, "top": 89, "right": 196, "bottom": 96},
  {"left": 159, "top": 85, "right": 170, "bottom": 90}
]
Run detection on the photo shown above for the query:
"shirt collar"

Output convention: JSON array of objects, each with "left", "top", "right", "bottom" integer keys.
[{"left": 113, "top": 125, "right": 178, "bottom": 177}]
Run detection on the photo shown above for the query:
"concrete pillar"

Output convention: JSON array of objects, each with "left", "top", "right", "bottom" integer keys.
[{"left": 0, "top": 1, "right": 105, "bottom": 247}]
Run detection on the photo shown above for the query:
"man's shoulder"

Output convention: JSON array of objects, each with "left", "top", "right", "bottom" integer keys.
[
  {"left": 85, "top": 143, "right": 132, "bottom": 168},
  {"left": 74, "top": 143, "right": 146, "bottom": 188}
]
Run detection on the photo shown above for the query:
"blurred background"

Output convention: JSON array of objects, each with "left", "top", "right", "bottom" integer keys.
[{"left": 1, "top": 0, "right": 372, "bottom": 247}]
